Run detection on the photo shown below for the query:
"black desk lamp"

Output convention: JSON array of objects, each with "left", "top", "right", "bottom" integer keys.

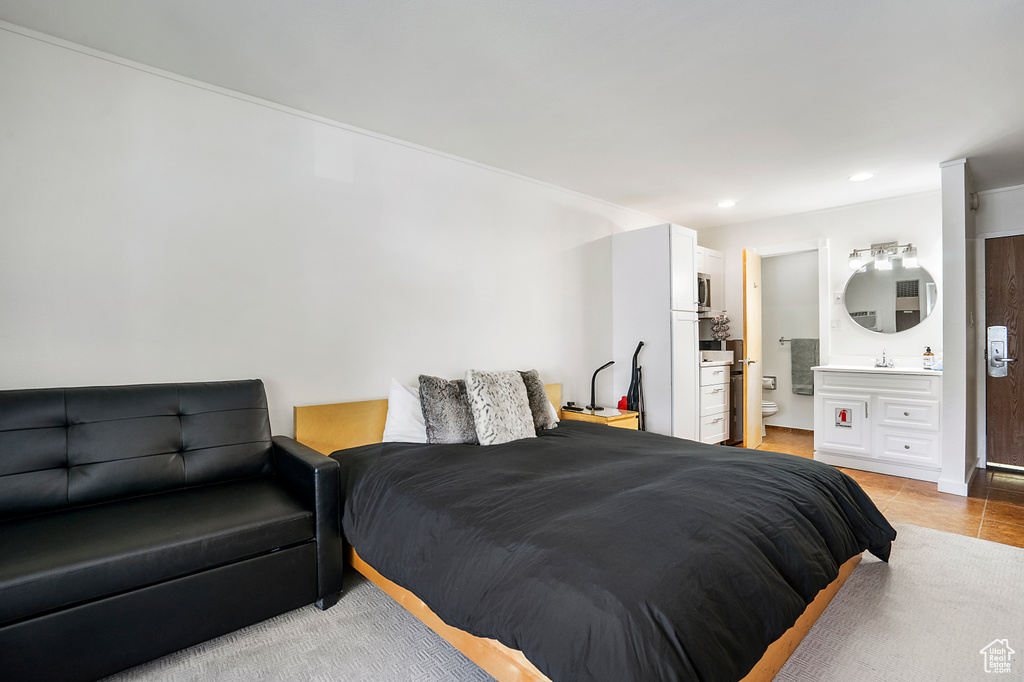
[{"left": 586, "top": 361, "right": 615, "bottom": 411}]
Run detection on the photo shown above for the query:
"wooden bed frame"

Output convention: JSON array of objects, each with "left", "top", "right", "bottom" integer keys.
[{"left": 294, "top": 384, "right": 860, "bottom": 682}]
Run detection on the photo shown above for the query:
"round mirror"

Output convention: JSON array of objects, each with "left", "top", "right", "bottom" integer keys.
[{"left": 844, "top": 261, "right": 937, "bottom": 334}]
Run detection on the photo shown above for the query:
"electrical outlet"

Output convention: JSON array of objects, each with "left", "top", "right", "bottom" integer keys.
[{"left": 831, "top": 317, "right": 843, "bottom": 330}]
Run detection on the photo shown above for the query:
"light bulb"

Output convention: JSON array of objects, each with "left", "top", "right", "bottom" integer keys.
[{"left": 902, "top": 246, "right": 918, "bottom": 268}]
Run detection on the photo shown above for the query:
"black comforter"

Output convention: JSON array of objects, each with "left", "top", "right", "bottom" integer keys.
[{"left": 333, "top": 421, "right": 895, "bottom": 682}]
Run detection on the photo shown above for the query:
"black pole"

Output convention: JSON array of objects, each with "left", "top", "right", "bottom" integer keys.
[{"left": 587, "top": 361, "right": 614, "bottom": 411}]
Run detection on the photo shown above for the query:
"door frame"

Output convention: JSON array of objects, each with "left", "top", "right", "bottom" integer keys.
[
  {"left": 976, "top": 228, "right": 1024, "bottom": 469},
  {"left": 754, "top": 239, "right": 831, "bottom": 364},
  {"left": 742, "top": 239, "right": 830, "bottom": 444}
]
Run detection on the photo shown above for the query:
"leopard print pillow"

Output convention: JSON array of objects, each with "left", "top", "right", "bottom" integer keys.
[{"left": 465, "top": 369, "right": 536, "bottom": 446}]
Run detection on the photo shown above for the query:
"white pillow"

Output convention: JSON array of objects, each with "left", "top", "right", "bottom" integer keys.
[
  {"left": 465, "top": 369, "right": 536, "bottom": 446},
  {"left": 382, "top": 379, "right": 428, "bottom": 443}
]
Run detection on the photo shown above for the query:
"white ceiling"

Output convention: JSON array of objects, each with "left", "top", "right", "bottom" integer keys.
[{"left": 3, "top": 0, "right": 1024, "bottom": 229}]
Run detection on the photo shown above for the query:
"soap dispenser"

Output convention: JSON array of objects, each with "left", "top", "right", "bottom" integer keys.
[{"left": 923, "top": 346, "right": 935, "bottom": 368}]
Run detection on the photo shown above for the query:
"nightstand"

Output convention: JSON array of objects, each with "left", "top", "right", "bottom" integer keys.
[{"left": 560, "top": 409, "right": 639, "bottom": 430}]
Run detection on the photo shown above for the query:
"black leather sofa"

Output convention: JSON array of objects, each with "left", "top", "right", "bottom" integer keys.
[{"left": 0, "top": 379, "right": 342, "bottom": 681}]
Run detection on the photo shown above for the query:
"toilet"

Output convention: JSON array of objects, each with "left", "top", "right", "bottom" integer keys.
[{"left": 761, "top": 376, "right": 778, "bottom": 437}]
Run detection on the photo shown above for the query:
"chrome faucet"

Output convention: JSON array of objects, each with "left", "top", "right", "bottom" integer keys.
[{"left": 875, "top": 348, "right": 894, "bottom": 368}]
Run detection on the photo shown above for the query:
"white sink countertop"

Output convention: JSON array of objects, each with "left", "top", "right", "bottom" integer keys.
[{"left": 812, "top": 365, "right": 942, "bottom": 376}]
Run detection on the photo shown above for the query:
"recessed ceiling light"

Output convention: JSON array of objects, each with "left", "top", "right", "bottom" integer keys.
[
  {"left": 848, "top": 172, "right": 874, "bottom": 182},
  {"left": 717, "top": 200, "right": 736, "bottom": 208}
]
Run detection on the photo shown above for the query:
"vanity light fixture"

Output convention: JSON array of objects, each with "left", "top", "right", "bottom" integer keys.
[
  {"left": 848, "top": 172, "right": 874, "bottom": 182},
  {"left": 873, "top": 249, "right": 892, "bottom": 270},
  {"left": 717, "top": 200, "right": 736, "bottom": 208},
  {"left": 847, "top": 241, "right": 917, "bottom": 270},
  {"left": 901, "top": 244, "right": 919, "bottom": 268}
]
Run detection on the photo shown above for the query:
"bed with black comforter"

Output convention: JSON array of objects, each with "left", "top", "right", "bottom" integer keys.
[{"left": 332, "top": 421, "right": 895, "bottom": 682}]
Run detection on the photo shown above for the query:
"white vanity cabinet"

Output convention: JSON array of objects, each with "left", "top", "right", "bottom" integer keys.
[{"left": 812, "top": 367, "right": 942, "bottom": 482}]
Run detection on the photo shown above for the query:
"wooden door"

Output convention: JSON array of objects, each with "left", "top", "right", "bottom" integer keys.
[
  {"left": 743, "top": 249, "right": 763, "bottom": 448},
  {"left": 986, "top": 235, "right": 1024, "bottom": 468}
]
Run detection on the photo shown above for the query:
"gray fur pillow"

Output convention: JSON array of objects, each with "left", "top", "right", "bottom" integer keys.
[
  {"left": 519, "top": 369, "right": 559, "bottom": 431},
  {"left": 465, "top": 369, "right": 536, "bottom": 446},
  {"left": 418, "top": 375, "right": 478, "bottom": 444}
]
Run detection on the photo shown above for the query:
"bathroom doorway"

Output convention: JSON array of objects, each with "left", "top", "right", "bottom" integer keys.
[{"left": 758, "top": 248, "right": 823, "bottom": 434}]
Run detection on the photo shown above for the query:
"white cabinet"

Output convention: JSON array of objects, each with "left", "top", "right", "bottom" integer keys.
[
  {"left": 705, "top": 249, "right": 724, "bottom": 311},
  {"left": 812, "top": 368, "right": 942, "bottom": 481},
  {"left": 694, "top": 244, "right": 725, "bottom": 311},
  {"left": 698, "top": 363, "right": 730, "bottom": 443},
  {"left": 670, "top": 226, "right": 697, "bottom": 313},
  {"left": 612, "top": 223, "right": 700, "bottom": 439},
  {"left": 815, "top": 395, "right": 871, "bottom": 456},
  {"left": 672, "top": 312, "right": 699, "bottom": 441}
]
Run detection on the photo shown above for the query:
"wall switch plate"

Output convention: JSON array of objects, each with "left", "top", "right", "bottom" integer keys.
[{"left": 833, "top": 291, "right": 843, "bottom": 304}]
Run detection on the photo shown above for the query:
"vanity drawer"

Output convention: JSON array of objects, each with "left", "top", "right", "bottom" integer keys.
[
  {"left": 815, "top": 371, "right": 940, "bottom": 397},
  {"left": 700, "top": 365, "right": 729, "bottom": 386},
  {"left": 876, "top": 429, "right": 940, "bottom": 467},
  {"left": 699, "top": 412, "right": 729, "bottom": 444},
  {"left": 878, "top": 398, "right": 939, "bottom": 431},
  {"left": 699, "top": 383, "right": 729, "bottom": 416}
]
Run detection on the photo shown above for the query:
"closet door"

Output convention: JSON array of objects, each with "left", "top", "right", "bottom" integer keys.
[{"left": 671, "top": 311, "right": 698, "bottom": 441}]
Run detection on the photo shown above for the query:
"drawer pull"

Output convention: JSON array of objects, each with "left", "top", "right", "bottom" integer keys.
[
  {"left": 904, "top": 411, "right": 910, "bottom": 416},
  {"left": 711, "top": 388, "right": 724, "bottom": 393},
  {"left": 711, "top": 417, "right": 724, "bottom": 424},
  {"left": 904, "top": 444, "right": 910, "bottom": 449}
]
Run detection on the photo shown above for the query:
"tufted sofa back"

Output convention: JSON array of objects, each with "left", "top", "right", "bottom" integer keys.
[{"left": 0, "top": 379, "right": 274, "bottom": 520}]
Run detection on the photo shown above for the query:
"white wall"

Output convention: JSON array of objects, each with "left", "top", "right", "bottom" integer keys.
[
  {"left": 0, "top": 26, "right": 662, "bottom": 435},
  {"left": 761, "top": 251, "right": 818, "bottom": 430},
  {"left": 976, "top": 184, "right": 1024, "bottom": 238},
  {"left": 698, "top": 191, "right": 943, "bottom": 367}
]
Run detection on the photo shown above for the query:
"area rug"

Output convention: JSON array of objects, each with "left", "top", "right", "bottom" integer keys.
[
  {"left": 777, "top": 523, "right": 1024, "bottom": 681},
  {"left": 106, "top": 524, "right": 1023, "bottom": 681}
]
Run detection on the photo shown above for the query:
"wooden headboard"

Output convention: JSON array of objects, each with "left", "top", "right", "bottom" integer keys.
[{"left": 295, "top": 383, "right": 562, "bottom": 455}]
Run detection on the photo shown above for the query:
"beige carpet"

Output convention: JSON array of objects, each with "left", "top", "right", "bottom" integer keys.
[
  {"left": 777, "top": 524, "right": 1023, "bottom": 680},
  {"left": 106, "top": 524, "right": 1023, "bottom": 681}
]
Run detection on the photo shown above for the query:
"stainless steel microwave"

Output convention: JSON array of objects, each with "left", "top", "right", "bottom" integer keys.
[{"left": 697, "top": 273, "right": 711, "bottom": 310}]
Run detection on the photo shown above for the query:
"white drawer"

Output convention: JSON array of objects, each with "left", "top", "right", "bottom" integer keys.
[
  {"left": 876, "top": 429, "right": 941, "bottom": 467},
  {"left": 815, "top": 371, "right": 940, "bottom": 397},
  {"left": 700, "top": 365, "right": 729, "bottom": 386},
  {"left": 699, "top": 383, "right": 729, "bottom": 416},
  {"left": 877, "top": 398, "right": 939, "bottom": 431},
  {"left": 699, "top": 412, "right": 729, "bottom": 443}
]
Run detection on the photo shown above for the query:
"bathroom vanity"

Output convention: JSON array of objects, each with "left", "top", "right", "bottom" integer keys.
[{"left": 812, "top": 365, "right": 942, "bottom": 482}]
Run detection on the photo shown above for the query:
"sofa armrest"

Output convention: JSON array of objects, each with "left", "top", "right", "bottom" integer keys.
[{"left": 272, "top": 435, "right": 343, "bottom": 606}]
